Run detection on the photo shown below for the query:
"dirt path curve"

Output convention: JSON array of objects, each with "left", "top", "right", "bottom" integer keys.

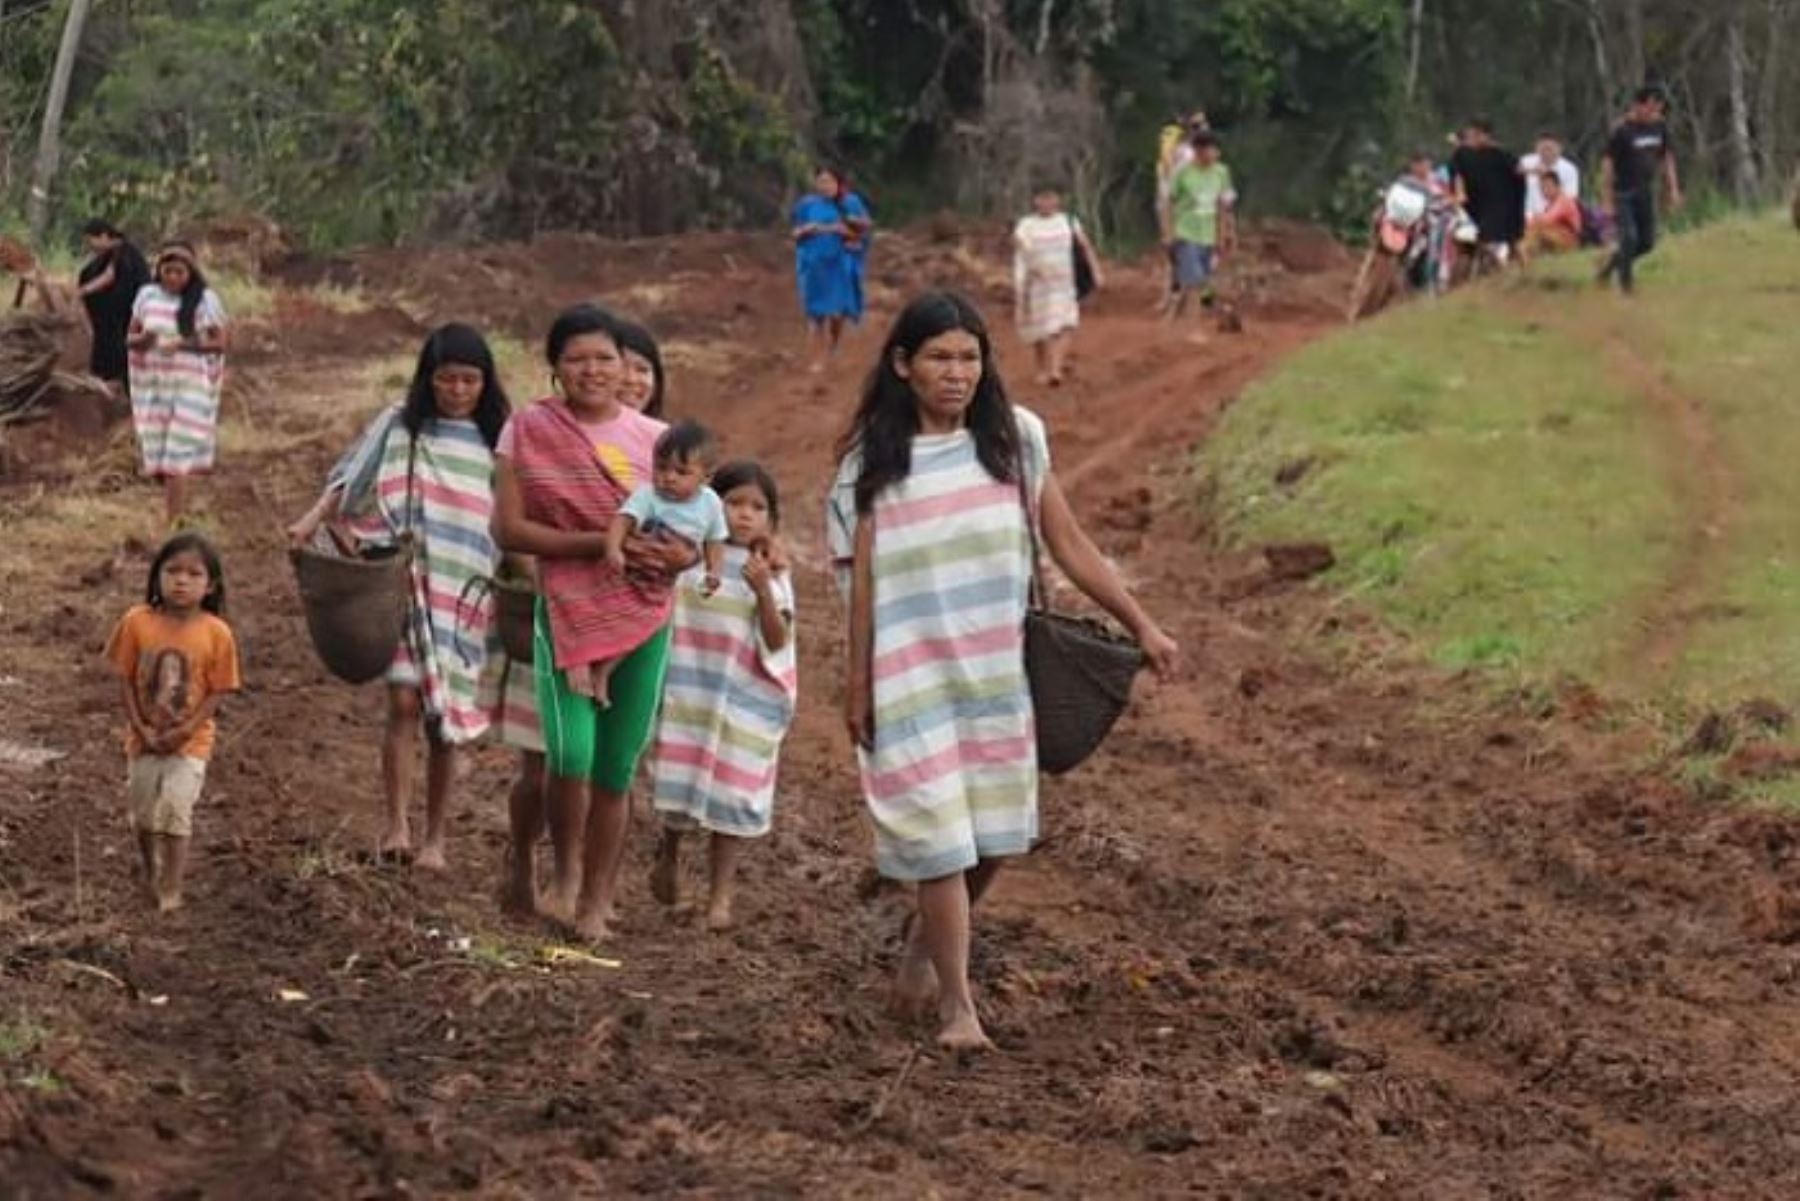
[{"left": 4, "top": 240, "right": 1799, "bottom": 1199}]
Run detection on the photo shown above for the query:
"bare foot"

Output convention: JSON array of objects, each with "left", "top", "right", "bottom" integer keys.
[
  {"left": 650, "top": 855, "right": 679, "bottom": 907},
  {"left": 156, "top": 893, "right": 184, "bottom": 915},
  {"left": 890, "top": 914, "right": 937, "bottom": 1017},
  {"left": 377, "top": 821, "right": 412, "bottom": 858},
  {"left": 705, "top": 898, "right": 736, "bottom": 932},
  {"left": 569, "top": 907, "right": 611, "bottom": 943},
  {"left": 415, "top": 841, "right": 448, "bottom": 872},
  {"left": 936, "top": 1008, "right": 994, "bottom": 1052},
  {"left": 544, "top": 877, "right": 579, "bottom": 921}
]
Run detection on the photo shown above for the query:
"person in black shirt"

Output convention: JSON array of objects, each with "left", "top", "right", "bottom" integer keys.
[
  {"left": 76, "top": 218, "right": 152, "bottom": 395},
  {"left": 1449, "top": 119, "right": 1525, "bottom": 265},
  {"left": 1598, "top": 87, "right": 1684, "bottom": 293}
]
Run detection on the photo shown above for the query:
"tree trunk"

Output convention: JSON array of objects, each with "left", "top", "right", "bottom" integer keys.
[
  {"left": 1405, "top": 0, "right": 1426, "bottom": 103},
  {"left": 1757, "top": 0, "right": 1792, "bottom": 185},
  {"left": 1727, "top": 12, "right": 1760, "bottom": 203},
  {"left": 26, "top": 0, "right": 96, "bottom": 245}
]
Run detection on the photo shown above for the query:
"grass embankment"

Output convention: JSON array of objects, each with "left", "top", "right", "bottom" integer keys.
[{"left": 1204, "top": 215, "right": 1800, "bottom": 787}]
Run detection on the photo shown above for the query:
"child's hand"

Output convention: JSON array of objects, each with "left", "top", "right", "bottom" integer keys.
[
  {"left": 742, "top": 553, "right": 773, "bottom": 595},
  {"left": 700, "top": 573, "right": 722, "bottom": 597},
  {"left": 605, "top": 547, "right": 628, "bottom": 575}
]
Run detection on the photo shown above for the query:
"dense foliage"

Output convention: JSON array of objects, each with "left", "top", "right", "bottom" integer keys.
[{"left": 1, "top": 0, "right": 1794, "bottom": 248}]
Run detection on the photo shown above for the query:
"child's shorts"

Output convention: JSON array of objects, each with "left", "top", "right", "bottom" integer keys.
[
  {"left": 127, "top": 755, "right": 207, "bottom": 837},
  {"left": 1172, "top": 240, "right": 1217, "bottom": 291}
]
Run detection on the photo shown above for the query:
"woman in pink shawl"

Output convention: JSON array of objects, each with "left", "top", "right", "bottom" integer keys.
[{"left": 492, "top": 304, "right": 695, "bottom": 939}]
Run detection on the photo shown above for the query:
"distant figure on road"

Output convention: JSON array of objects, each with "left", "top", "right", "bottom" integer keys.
[
  {"left": 791, "top": 165, "right": 872, "bottom": 374},
  {"left": 1161, "top": 131, "right": 1237, "bottom": 335},
  {"left": 1598, "top": 87, "right": 1683, "bottom": 294},
  {"left": 76, "top": 219, "right": 150, "bottom": 397},
  {"left": 1013, "top": 184, "right": 1102, "bottom": 387}
]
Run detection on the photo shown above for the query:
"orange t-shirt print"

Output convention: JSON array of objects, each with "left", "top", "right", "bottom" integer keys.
[{"left": 104, "top": 605, "right": 243, "bottom": 759}]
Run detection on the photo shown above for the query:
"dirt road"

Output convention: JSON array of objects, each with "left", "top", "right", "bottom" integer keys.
[{"left": 3, "top": 229, "right": 1799, "bottom": 1198}]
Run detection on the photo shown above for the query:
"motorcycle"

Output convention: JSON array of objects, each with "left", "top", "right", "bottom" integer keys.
[{"left": 1346, "top": 180, "right": 1466, "bottom": 322}]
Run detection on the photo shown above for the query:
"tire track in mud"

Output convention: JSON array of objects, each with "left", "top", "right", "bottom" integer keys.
[{"left": 1507, "top": 292, "right": 1742, "bottom": 686}]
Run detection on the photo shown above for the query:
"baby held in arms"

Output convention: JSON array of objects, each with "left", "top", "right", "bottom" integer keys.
[{"left": 585, "top": 420, "right": 727, "bottom": 705}]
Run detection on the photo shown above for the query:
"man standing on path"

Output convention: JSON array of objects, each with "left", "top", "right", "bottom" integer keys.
[
  {"left": 1598, "top": 87, "right": 1683, "bottom": 294},
  {"left": 1450, "top": 118, "right": 1525, "bottom": 269}
]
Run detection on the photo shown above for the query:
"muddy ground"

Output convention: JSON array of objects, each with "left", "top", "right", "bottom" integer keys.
[{"left": 3, "top": 221, "right": 1799, "bottom": 1199}]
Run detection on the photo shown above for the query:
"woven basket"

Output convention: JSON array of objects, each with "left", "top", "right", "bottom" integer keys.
[
  {"left": 290, "top": 545, "right": 411, "bottom": 684},
  {"left": 1025, "top": 609, "right": 1144, "bottom": 775},
  {"left": 494, "top": 578, "right": 536, "bottom": 664}
]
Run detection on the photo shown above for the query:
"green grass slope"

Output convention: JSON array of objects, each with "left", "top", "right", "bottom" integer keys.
[{"left": 1204, "top": 214, "right": 1800, "bottom": 712}]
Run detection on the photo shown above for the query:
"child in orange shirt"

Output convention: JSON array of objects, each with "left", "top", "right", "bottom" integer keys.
[{"left": 104, "top": 533, "right": 242, "bottom": 911}]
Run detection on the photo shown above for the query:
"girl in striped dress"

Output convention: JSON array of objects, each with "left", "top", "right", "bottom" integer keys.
[
  {"left": 287, "top": 325, "right": 510, "bottom": 869},
  {"left": 126, "top": 243, "right": 229, "bottom": 527},
  {"left": 651, "top": 461, "right": 797, "bottom": 931},
  {"left": 1013, "top": 186, "right": 1102, "bottom": 387},
  {"left": 828, "top": 292, "right": 1179, "bottom": 1050}
]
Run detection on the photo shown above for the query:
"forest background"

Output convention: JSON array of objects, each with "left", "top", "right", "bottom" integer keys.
[{"left": 0, "top": 0, "right": 1794, "bottom": 252}]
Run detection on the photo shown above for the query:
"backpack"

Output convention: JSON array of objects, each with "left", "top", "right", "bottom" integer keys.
[{"left": 1577, "top": 200, "right": 1610, "bottom": 247}]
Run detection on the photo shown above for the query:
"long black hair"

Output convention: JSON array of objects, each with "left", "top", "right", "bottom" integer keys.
[
  {"left": 614, "top": 319, "right": 667, "bottom": 419},
  {"left": 155, "top": 242, "right": 210, "bottom": 340},
  {"left": 712, "top": 460, "right": 781, "bottom": 532},
  {"left": 402, "top": 323, "right": 510, "bottom": 448},
  {"left": 838, "top": 291, "right": 1020, "bottom": 515},
  {"left": 145, "top": 531, "right": 226, "bottom": 616}
]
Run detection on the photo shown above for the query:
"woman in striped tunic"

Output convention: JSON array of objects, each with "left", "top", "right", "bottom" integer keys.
[
  {"left": 126, "top": 243, "right": 228, "bottom": 527},
  {"left": 828, "top": 292, "right": 1179, "bottom": 1050},
  {"left": 287, "top": 325, "right": 510, "bottom": 869},
  {"left": 1012, "top": 186, "right": 1101, "bottom": 387}
]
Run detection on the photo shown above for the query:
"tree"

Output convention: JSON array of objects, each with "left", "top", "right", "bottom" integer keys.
[{"left": 25, "top": 0, "right": 92, "bottom": 243}]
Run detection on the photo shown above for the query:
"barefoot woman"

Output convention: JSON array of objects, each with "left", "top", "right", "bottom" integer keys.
[
  {"left": 828, "top": 292, "right": 1179, "bottom": 1048},
  {"left": 492, "top": 304, "right": 693, "bottom": 939}
]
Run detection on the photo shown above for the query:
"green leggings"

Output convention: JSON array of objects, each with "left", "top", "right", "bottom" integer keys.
[{"left": 533, "top": 598, "right": 672, "bottom": 793}]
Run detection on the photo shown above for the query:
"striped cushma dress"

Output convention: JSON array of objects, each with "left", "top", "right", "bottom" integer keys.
[
  {"left": 128, "top": 285, "right": 228, "bottom": 477},
  {"left": 1013, "top": 214, "right": 1081, "bottom": 345},
  {"left": 652, "top": 549, "right": 798, "bottom": 838},
  {"left": 351, "top": 417, "right": 499, "bottom": 745},
  {"left": 827, "top": 407, "right": 1051, "bottom": 881}
]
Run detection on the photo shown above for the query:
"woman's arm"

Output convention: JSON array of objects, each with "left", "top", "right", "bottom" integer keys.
[
  {"left": 78, "top": 263, "right": 116, "bottom": 298},
  {"left": 286, "top": 486, "right": 345, "bottom": 545},
  {"left": 1037, "top": 471, "right": 1180, "bottom": 680},
  {"left": 195, "top": 323, "right": 228, "bottom": 354},
  {"left": 844, "top": 516, "right": 876, "bottom": 748},
  {"left": 126, "top": 316, "right": 155, "bottom": 349},
  {"left": 491, "top": 457, "right": 608, "bottom": 559}
]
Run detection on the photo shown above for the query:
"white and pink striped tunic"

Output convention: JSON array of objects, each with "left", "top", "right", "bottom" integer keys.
[
  {"left": 827, "top": 407, "right": 1050, "bottom": 881},
  {"left": 651, "top": 548, "right": 798, "bottom": 838},
  {"left": 128, "top": 285, "right": 227, "bottom": 478}
]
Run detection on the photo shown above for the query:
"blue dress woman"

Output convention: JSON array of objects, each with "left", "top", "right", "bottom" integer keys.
[{"left": 791, "top": 166, "right": 872, "bottom": 373}]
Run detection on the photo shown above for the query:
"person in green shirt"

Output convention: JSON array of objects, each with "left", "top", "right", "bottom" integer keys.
[{"left": 1159, "top": 132, "right": 1237, "bottom": 329}]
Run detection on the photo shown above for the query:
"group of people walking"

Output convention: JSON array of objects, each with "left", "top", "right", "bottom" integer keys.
[{"left": 104, "top": 279, "right": 1177, "bottom": 1050}]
